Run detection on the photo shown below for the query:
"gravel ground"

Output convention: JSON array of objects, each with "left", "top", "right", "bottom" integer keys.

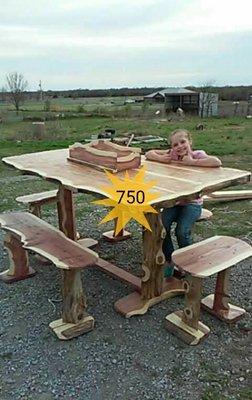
[{"left": 0, "top": 202, "right": 251, "bottom": 400}]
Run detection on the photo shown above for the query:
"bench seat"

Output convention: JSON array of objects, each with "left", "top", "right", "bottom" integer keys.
[
  {"left": 16, "top": 190, "right": 58, "bottom": 206},
  {"left": 203, "top": 190, "right": 252, "bottom": 202},
  {"left": 197, "top": 208, "right": 213, "bottom": 222},
  {"left": 0, "top": 212, "right": 97, "bottom": 272},
  {"left": 0, "top": 212, "right": 98, "bottom": 340},
  {"left": 16, "top": 190, "right": 97, "bottom": 247},
  {"left": 16, "top": 190, "right": 59, "bottom": 218},
  {"left": 171, "top": 235, "right": 252, "bottom": 278},
  {"left": 165, "top": 235, "right": 252, "bottom": 345}
]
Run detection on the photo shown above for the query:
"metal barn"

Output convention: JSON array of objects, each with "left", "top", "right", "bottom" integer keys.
[{"left": 144, "top": 88, "right": 218, "bottom": 117}]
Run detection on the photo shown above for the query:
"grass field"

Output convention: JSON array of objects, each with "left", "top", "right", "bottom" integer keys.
[
  {"left": 0, "top": 98, "right": 251, "bottom": 240},
  {"left": 0, "top": 97, "right": 251, "bottom": 153}
]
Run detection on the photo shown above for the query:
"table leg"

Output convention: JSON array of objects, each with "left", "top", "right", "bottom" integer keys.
[
  {"left": 57, "top": 185, "right": 97, "bottom": 248},
  {"left": 201, "top": 268, "right": 245, "bottom": 323},
  {"left": 114, "top": 212, "right": 184, "bottom": 317},
  {"left": 57, "top": 184, "right": 77, "bottom": 240},
  {"left": 102, "top": 218, "right": 132, "bottom": 242},
  {"left": 165, "top": 275, "right": 210, "bottom": 345},
  {"left": 49, "top": 184, "right": 94, "bottom": 340},
  {"left": 29, "top": 199, "right": 52, "bottom": 264}
]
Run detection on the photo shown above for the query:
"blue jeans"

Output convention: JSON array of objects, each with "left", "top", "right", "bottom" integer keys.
[{"left": 161, "top": 204, "right": 202, "bottom": 276}]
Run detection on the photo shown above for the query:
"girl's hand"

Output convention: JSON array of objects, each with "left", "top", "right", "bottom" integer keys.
[
  {"left": 158, "top": 153, "right": 172, "bottom": 163},
  {"left": 180, "top": 153, "right": 222, "bottom": 167},
  {"left": 180, "top": 153, "right": 194, "bottom": 165},
  {"left": 145, "top": 150, "right": 171, "bottom": 163}
]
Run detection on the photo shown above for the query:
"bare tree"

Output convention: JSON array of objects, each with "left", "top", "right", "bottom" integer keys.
[
  {"left": 5, "top": 72, "right": 28, "bottom": 113},
  {"left": 199, "top": 80, "right": 217, "bottom": 118},
  {"left": 0, "top": 86, "right": 6, "bottom": 102}
]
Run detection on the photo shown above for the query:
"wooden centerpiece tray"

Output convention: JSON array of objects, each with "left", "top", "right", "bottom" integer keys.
[{"left": 68, "top": 140, "right": 141, "bottom": 172}]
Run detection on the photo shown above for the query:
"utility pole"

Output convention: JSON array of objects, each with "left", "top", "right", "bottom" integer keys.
[
  {"left": 246, "top": 94, "right": 252, "bottom": 116},
  {"left": 39, "top": 80, "right": 43, "bottom": 102}
]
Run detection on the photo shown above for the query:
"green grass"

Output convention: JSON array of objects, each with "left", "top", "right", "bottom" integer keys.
[
  {"left": 199, "top": 361, "right": 251, "bottom": 399},
  {"left": 1, "top": 96, "right": 252, "bottom": 154},
  {"left": 1, "top": 113, "right": 252, "bottom": 155},
  {"left": 201, "top": 388, "right": 252, "bottom": 400},
  {"left": 0, "top": 103, "right": 251, "bottom": 238}
]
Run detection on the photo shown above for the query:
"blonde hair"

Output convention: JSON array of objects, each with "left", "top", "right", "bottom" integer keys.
[{"left": 169, "top": 129, "right": 192, "bottom": 145}]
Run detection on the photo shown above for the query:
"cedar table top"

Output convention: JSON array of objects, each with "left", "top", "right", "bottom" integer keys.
[{"left": 3, "top": 149, "right": 251, "bottom": 207}]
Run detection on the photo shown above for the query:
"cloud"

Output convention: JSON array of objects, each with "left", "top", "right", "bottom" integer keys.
[{"left": 0, "top": 0, "right": 251, "bottom": 89}]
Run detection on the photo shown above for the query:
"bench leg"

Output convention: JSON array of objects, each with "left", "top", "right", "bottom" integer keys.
[
  {"left": 49, "top": 270, "right": 94, "bottom": 340},
  {"left": 201, "top": 269, "right": 245, "bottom": 323},
  {"left": 0, "top": 233, "right": 36, "bottom": 284},
  {"left": 29, "top": 203, "right": 42, "bottom": 218},
  {"left": 102, "top": 218, "right": 131, "bottom": 242},
  {"left": 50, "top": 185, "right": 94, "bottom": 339},
  {"left": 165, "top": 276, "right": 210, "bottom": 345}
]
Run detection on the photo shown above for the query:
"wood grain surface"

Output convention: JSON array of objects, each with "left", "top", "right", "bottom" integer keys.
[
  {"left": 172, "top": 236, "right": 252, "bottom": 277},
  {"left": 0, "top": 212, "right": 98, "bottom": 270},
  {"left": 3, "top": 150, "right": 250, "bottom": 208}
]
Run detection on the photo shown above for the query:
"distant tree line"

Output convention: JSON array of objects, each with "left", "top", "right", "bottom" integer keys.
[
  {"left": 26, "top": 85, "right": 252, "bottom": 101},
  {"left": 42, "top": 87, "right": 165, "bottom": 99},
  {"left": 1, "top": 85, "right": 251, "bottom": 102},
  {"left": 186, "top": 85, "right": 252, "bottom": 101}
]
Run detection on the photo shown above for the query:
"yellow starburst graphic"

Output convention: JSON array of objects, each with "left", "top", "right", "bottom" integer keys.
[{"left": 93, "top": 166, "right": 161, "bottom": 235}]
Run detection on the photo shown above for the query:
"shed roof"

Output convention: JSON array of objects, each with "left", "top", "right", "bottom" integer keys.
[{"left": 144, "top": 88, "right": 197, "bottom": 98}]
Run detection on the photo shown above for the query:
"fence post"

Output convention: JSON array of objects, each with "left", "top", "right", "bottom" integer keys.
[{"left": 32, "top": 122, "right": 45, "bottom": 140}]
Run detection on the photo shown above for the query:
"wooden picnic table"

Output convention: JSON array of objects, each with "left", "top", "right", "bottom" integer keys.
[{"left": 3, "top": 149, "right": 251, "bottom": 317}]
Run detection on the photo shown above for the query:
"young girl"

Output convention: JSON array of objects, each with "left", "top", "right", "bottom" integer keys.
[{"left": 145, "top": 129, "right": 222, "bottom": 278}]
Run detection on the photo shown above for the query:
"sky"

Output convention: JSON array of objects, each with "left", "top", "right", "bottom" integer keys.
[{"left": 1, "top": 0, "right": 252, "bottom": 90}]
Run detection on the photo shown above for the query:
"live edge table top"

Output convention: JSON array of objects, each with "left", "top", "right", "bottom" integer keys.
[{"left": 3, "top": 149, "right": 251, "bottom": 208}]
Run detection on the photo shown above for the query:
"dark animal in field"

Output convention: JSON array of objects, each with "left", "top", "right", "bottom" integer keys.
[
  {"left": 98, "top": 128, "right": 116, "bottom": 139},
  {"left": 176, "top": 107, "right": 184, "bottom": 117},
  {"left": 196, "top": 123, "right": 204, "bottom": 131}
]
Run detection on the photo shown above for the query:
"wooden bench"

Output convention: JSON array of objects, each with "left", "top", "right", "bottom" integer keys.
[
  {"left": 203, "top": 190, "right": 252, "bottom": 203},
  {"left": 165, "top": 236, "right": 252, "bottom": 345},
  {"left": 16, "top": 190, "right": 130, "bottom": 243},
  {"left": 0, "top": 212, "right": 98, "bottom": 340},
  {"left": 197, "top": 208, "right": 213, "bottom": 222},
  {"left": 16, "top": 190, "right": 59, "bottom": 218},
  {"left": 16, "top": 190, "right": 97, "bottom": 248},
  {"left": 172, "top": 208, "right": 213, "bottom": 279}
]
